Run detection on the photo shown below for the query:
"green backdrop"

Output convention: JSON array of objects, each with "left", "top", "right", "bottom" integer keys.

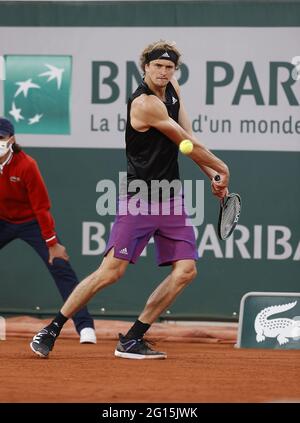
[{"left": 0, "top": 148, "right": 299, "bottom": 320}]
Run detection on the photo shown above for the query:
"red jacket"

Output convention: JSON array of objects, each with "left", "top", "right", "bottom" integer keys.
[{"left": 0, "top": 151, "right": 57, "bottom": 247}]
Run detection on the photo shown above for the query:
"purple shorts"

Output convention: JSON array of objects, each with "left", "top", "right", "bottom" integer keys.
[{"left": 104, "top": 195, "right": 198, "bottom": 266}]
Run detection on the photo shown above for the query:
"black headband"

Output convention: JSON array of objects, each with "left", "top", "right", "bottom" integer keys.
[{"left": 145, "top": 49, "right": 179, "bottom": 66}]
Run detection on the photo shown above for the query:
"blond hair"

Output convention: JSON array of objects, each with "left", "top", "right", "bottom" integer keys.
[{"left": 140, "top": 40, "right": 182, "bottom": 72}]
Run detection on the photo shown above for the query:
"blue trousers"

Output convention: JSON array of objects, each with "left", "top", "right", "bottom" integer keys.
[{"left": 0, "top": 219, "right": 94, "bottom": 334}]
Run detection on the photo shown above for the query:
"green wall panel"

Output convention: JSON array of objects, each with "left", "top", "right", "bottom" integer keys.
[
  {"left": 0, "top": 148, "right": 299, "bottom": 320},
  {"left": 0, "top": 1, "right": 300, "bottom": 27}
]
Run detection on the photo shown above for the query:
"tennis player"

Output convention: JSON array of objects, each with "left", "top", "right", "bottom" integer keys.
[
  {"left": 30, "top": 40, "right": 229, "bottom": 359},
  {"left": 0, "top": 117, "right": 96, "bottom": 344}
]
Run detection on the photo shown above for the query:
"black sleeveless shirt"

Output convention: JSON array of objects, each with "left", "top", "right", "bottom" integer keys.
[{"left": 125, "top": 81, "right": 180, "bottom": 195}]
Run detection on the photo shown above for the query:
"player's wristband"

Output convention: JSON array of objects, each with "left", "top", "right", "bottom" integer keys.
[{"left": 45, "top": 235, "right": 57, "bottom": 247}]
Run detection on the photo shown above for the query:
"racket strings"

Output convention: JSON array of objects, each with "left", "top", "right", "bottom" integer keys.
[{"left": 220, "top": 196, "right": 241, "bottom": 239}]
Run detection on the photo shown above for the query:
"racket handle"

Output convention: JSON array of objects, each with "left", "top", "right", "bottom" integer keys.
[{"left": 214, "top": 174, "right": 225, "bottom": 205}]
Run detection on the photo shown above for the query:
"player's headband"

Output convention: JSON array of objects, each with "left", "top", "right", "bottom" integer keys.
[{"left": 145, "top": 49, "right": 179, "bottom": 66}]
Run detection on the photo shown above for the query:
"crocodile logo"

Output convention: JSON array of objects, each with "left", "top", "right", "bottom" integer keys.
[{"left": 254, "top": 301, "right": 300, "bottom": 345}]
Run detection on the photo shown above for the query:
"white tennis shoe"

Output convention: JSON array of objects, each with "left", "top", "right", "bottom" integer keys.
[{"left": 80, "top": 327, "right": 97, "bottom": 344}]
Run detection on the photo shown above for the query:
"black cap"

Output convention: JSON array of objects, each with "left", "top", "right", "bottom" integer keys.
[{"left": 0, "top": 117, "right": 15, "bottom": 137}]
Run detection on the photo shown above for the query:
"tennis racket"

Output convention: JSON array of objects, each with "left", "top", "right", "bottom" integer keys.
[{"left": 214, "top": 175, "right": 241, "bottom": 240}]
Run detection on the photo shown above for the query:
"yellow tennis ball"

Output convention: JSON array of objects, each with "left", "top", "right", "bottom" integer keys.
[{"left": 179, "top": 139, "right": 193, "bottom": 155}]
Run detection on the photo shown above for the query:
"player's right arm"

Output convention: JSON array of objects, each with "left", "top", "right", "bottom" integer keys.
[{"left": 131, "top": 95, "right": 229, "bottom": 198}]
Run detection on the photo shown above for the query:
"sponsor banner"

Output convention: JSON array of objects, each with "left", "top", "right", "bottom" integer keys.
[
  {"left": 4, "top": 55, "right": 72, "bottom": 134},
  {"left": 0, "top": 148, "right": 298, "bottom": 318},
  {"left": 82, "top": 221, "right": 300, "bottom": 262},
  {"left": 237, "top": 292, "right": 300, "bottom": 349},
  {"left": 0, "top": 27, "right": 300, "bottom": 151}
]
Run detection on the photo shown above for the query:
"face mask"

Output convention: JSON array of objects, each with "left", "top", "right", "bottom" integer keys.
[{"left": 0, "top": 137, "right": 12, "bottom": 158}]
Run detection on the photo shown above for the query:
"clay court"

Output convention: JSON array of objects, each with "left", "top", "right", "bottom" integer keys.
[{"left": 1, "top": 317, "right": 300, "bottom": 403}]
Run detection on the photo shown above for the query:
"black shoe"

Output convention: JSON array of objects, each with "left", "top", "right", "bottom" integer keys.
[
  {"left": 114, "top": 333, "right": 167, "bottom": 360},
  {"left": 30, "top": 327, "right": 58, "bottom": 358}
]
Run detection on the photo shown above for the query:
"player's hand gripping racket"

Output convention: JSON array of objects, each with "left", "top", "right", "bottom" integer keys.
[{"left": 214, "top": 175, "right": 241, "bottom": 240}]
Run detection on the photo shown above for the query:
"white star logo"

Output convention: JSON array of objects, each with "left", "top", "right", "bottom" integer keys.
[
  {"left": 39, "top": 64, "right": 65, "bottom": 90},
  {"left": 28, "top": 114, "right": 43, "bottom": 125},
  {"left": 9, "top": 102, "right": 25, "bottom": 122},
  {"left": 14, "top": 79, "right": 40, "bottom": 98}
]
